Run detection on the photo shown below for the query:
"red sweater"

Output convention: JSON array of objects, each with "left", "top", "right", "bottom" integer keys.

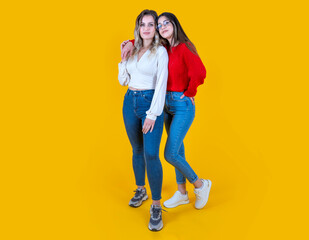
[{"left": 128, "top": 40, "right": 206, "bottom": 97}]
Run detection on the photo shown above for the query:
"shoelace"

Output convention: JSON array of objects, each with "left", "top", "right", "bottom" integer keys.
[
  {"left": 133, "top": 189, "right": 144, "bottom": 198},
  {"left": 151, "top": 207, "right": 161, "bottom": 219},
  {"left": 151, "top": 206, "right": 168, "bottom": 219}
]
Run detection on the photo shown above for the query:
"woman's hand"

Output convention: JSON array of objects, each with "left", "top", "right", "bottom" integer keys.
[
  {"left": 180, "top": 94, "right": 195, "bottom": 105},
  {"left": 120, "top": 40, "right": 129, "bottom": 62},
  {"left": 120, "top": 40, "right": 130, "bottom": 51},
  {"left": 121, "top": 41, "right": 134, "bottom": 61},
  {"left": 142, "top": 118, "right": 155, "bottom": 134}
]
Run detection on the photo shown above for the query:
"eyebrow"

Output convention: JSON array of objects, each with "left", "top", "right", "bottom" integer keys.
[{"left": 141, "top": 22, "right": 155, "bottom": 24}]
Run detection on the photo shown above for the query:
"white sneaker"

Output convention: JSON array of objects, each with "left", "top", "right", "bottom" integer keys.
[
  {"left": 194, "top": 179, "right": 212, "bottom": 209},
  {"left": 163, "top": 191, "right": 189, "bottom": 208}
]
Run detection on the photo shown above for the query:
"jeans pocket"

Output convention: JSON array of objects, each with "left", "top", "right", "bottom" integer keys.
[
  {"left": 173, "top": 94, "right": 187, "bottom": 102},
  {"left": 142, "top": 94, "right": 153, "bottom": 103}
]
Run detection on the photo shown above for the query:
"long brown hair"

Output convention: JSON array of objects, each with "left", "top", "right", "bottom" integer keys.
[{"left": 158, "top": 12, "right": 198, "bottom": 55}]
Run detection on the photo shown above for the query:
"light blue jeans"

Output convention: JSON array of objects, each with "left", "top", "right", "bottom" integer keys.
[
  {"left": 164, "top": 91, "right": 199, "bottom": 184},
  {"left": 122, "top": 89, "right": 164, "bottom": 200}
]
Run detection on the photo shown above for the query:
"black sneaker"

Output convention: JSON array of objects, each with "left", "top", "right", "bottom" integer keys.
[
  {"left": 148, "top": 205, "right": 164, "bottom": 231},
  {"left": 129, "top": 188, "right": 148, "bottom": 207}
]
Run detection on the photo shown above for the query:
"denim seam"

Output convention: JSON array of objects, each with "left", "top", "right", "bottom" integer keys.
[
  {"left": 169, "top": 110, "right": 188, "bottom": 181},
  {"left": 133, "top": 96, "right": 138, "bottom": 118}
]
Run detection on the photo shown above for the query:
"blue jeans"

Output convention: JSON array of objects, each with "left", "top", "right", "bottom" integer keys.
[
  {"left": 164, "top": 91, "right": 199, "bottom": 184},
  {"left": 122, "top": 89, "right": 164, "bottom": 200}
]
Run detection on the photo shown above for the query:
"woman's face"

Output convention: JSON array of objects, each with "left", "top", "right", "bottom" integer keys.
[
  {"left": 139, "top": 15, "right": 156, "bottom": 41},
  {"left": 157, "top": 16, "right": 173, "bottom": 40}
]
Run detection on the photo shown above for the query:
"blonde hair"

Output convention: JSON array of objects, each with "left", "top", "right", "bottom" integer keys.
[{"left": 130, "top": 10, "right": 161, "bottom": 59}]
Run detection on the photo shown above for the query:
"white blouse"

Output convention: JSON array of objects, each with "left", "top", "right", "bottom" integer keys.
[{"left": 118, "top": 45, "right": 168, "bottom": 121}]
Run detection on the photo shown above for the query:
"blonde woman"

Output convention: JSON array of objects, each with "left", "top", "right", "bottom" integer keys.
[{"left": 118, "top": 9, "right": 168, "bottom": 231}]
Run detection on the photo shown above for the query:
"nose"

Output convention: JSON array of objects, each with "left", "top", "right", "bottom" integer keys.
[{"left": 161, "top": 25, "right": 167, "bottom": 31}]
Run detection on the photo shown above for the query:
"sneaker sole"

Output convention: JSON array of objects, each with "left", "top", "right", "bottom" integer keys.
[
  {"left": 148, "top": 221, "right": 163, "bottom": 231},
  {"left": 163, "top": 199, "right": 190, "bottom": 208},
  {"left": 129, "top": 194, "right": 148, "bottom": 208},
  {"left": 195, "top": 179, "right": 212, "bottom": 209}
]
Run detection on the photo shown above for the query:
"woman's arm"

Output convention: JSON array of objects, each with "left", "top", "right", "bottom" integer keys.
[
  {"left": 118, "top": 41, "right": 132, "bottom": 86},
  {"left": 142, "top": 47, "right": 168, "bottom": 134},
  {"left": 118, "top": 61, "right": 130, "bottom": 86},
  {"left": 145, "top": 47, "right": 169, "bottom": 121},
  {"left": 182, "top": 44, "right": 206, "bottom": 97}
]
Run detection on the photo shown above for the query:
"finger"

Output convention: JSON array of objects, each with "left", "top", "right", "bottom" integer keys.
[
  {"left": 191, "top": 98, "right": 195, "bottom": 105},
  {"left": 143, "top": 125, "right": 149, "bottom": 134},
  {"left": 142, "top": 123, "right": 149, "bottom": 133},
  {"left": 121, "top": 42, "right": 127, "bottom": 50},
  {"left": 150, "top": 124, "right": 154, "bottom": 133},
  {"left": 146, "top": 123, "right": 152, "bottom": 134},
  {"left": 121, "top": 40, "right": 129, "bottom": 48},
  {"left": 180, "top": 94, "right": 185, "bottom": 99}
]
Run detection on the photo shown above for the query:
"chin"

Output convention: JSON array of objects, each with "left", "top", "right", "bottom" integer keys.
[
  {"left": 142, "top": 36, "right": 154, "bottom": 40},
  {"left": 161, "top": 32, "right": 169, "bottom": 38}
]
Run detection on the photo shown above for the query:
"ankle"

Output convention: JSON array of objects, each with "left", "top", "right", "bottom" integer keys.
[
  {"left": 152, "top": 200, "right": 161, "bottom": 206},
  {"left": 193, "top": 179, "right": 203, "bottom": 189},
  {"left": 178, "top": 184, "right": 187, "bottom": 194},
  {"left": 179, "top": 190, "right": 187, "bottom": 195}
]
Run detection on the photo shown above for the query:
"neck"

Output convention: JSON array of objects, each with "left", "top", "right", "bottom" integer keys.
[
  {"left": 168, "top": 37, "right": 177, "bottom": 47},
  {"left": 167, "top": 37, "right": 172, "bottom": 46},
  {"left": 142, "top": 39, "right": 152, "bottom": 49}
]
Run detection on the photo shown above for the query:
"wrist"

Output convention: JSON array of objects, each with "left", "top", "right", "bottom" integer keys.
[{"left": 146, "top": 114, "right": 157, "bottom": 121}]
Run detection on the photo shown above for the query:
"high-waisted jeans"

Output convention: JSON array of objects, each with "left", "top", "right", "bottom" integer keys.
[
  {"left": 164, "top": 91, "right": 199, "bottom": 184},
  {"left": 122, "top": 89, "right": 164, "bottom": 200}
]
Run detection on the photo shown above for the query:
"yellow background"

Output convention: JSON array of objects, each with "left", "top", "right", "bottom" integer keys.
[{"left": 1, "top": 0, "right": 308, "bottom": 239}]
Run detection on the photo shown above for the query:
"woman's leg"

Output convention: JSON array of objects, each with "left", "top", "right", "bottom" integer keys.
[
  {"left": 142, "top": 113, "right": 164, "bottom": 204},
  {"left": 164, "top": 92, "right": 211, "bottom": 209},
  {"left": 164, "top": 96, "right": 199, "bottom": 184},
  {"left": 122, "top": 93, "right": 145, "bottom": 188},
  {"left": 164, "top": 108, "right": 187, "bottom": 194}
]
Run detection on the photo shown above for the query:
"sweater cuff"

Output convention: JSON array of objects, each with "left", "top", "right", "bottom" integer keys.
[
  {"left": 146, "top": 114, "right": 157, "bottom": 121},
  {"left": 183, "top": 89, "right": 197, "bottom": 97}
]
